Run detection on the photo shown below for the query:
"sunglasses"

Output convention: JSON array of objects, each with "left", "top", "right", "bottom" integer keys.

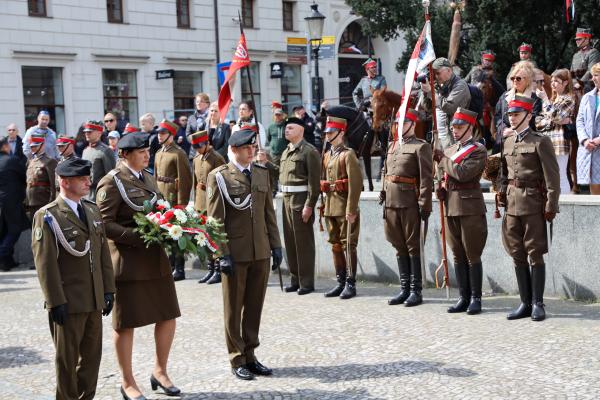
[
  {"left": 510, "top": 76, "right": 524, "bottom": 82},
  {"left": 104, "top": 119, "right": 115, "bottom": 123}
]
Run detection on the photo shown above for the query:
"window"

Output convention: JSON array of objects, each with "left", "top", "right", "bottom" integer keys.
[
  {"left": 241, "top": 0, "right": 254, "bottom": 28},
  {"left": 176, "top": 0, "right": 190, "bottom": 28},
  {"left": 281, "top": 64, "right": 302, "bottom": 115},
  {"left": 107, "top": 0, "right": 123, "bottom": 23},
  {"left": 282, "top": 1, "right": 294, "bottom": 31},
  {"left": 241, "top": 62, "right": 261, "bottom": 121},
  {"left": 173, "top": 71, "right": 203, "bottom": 118},
  {"left": 22, "top": 66, "right": 65, "bottom": 133},
  {"left": 102, "top": 69, "right": 138, "bottom": 125},
  {"left": 28, "top": 0, "right": 47, "bottom": 17}
]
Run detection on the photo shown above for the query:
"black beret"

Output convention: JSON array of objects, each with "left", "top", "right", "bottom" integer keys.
[
  {"left": 228, "top": 127, "right": 257, "bottom": 147},
  {"left": 118, "top": 133, "right": 150, "bottom": 150},
  {"left": 285, "top": 117, "right": 305, "bottom": 129},
  {"left": 56, "top": 158, "right": 92, "bottom": 177}
]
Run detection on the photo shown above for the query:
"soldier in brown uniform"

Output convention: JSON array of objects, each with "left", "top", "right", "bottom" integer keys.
[
  {"left": 82, "top": 121, "right": 116, "bottom": 201},
  {"left": 26, "top": 133, "right": 58, "bottom": 220},
  {"left": 206, "top": 127, "right": 282, "bottom": 381},
  {"left": 190, "top": 130, "right": 226, "bottom": 284},
  {"left": 434, "top": 108, "right": 487, "bottom": 315},
  {"left": 321, "top": 114, "right": 363, "bottom": 299},
  {"left": 382, "top": 109, "right": 433, "bottom": 306},
  {"left": 497, "top": 95, "right": 560, "bottom": 322},
  {"left": 154, "top": 119, "right": 193, "bottom": 281},
  {"left": 278, "top": 117, "right": 321, "bottom": 295},
  {"left": 32, "top": 158, "right": 115, "bottom": 400},
  {"left": 55, "top": 135, "right": 78, "bottom": 195},
  {"left": 96, "top": 133, "right": 181, "bottom": 399}
]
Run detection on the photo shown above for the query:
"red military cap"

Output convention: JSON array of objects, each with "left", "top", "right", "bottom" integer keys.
[{"left": 157, "top": 119, "right": 178, "bottom": 136}]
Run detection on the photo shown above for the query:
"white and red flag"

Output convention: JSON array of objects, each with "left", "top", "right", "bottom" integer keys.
[
  {"left": 565, "top": 0, "right": 575, "bottom": 23},
  {"left": 396, "top": 21, "right": 436, "bottom": 132},
  {"left": 218, "top": 33, "right": 251, "bottom": 122}
]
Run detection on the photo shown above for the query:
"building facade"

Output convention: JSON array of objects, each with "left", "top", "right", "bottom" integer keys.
[{"left": 0, "top": 0, "right": 406, "bottom": 134}]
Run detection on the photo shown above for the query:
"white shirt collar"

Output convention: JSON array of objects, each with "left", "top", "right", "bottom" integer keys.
[
  {"left": 60, "top": 194, "right": 80, "bottom": 216},
  {"left": 124, "top": 163, "right": 143, "bottom": 178},
  {"left": 231, "top": 158, "right": 251, "bottom": 173}
]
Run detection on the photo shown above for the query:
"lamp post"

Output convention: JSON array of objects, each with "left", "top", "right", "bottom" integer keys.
[{"left": 305, "top": 2, "right": 326, "bottom": 112}]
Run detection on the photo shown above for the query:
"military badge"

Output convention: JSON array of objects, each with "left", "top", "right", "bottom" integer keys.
[
  {"left": 98, "top": 190, "right": 107, "bottom": 201},
  {"left": 207, "top": 187, "right": 213, "bottom": 198},
  {"left": 34, "top": 227, "right": 43, "bottom": 241}
]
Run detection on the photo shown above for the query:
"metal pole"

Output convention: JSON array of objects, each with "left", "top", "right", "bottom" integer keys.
[
  {"left": 314, "top": 44, "right": 321, "bottom": 112},
  {"left": 213, "top": 0, "right": 221, "bottom": 91}
]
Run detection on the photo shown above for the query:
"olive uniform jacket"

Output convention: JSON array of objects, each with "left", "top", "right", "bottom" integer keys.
[
  {"left": 192, "top": 148, "right": 226, "bottom": 212},
  {"left": 96, "top": 163, "right": 171, "bottom": 282},
  {"left": 439, "top": 140, "right": 487, "bottom": 217},
  {"left": 82, "top": 142, "right": 116, "bottom": 200},
  {"left": 499, "top": 129, "right": 560, "bottom": 216},
  {"left": 26, "top": 153, "right": 58, "bottom": 207},
  {"left": 32, "top": 196, "right": 115, "bottom": 312},
  {"left": 384, "top": 137, "right": 433, "bottom": 212},
  {"left": 206, "top": 162, "right": 281, "bottom": 262},
  {"left": 279, "top": 139, "right": 321, "bottom": 209},
  {"left": 322, "top": 145, "right": 363, "bottom": 217},
  {"left": 154, "top": 144, "right": 193, "bottom": 206}
]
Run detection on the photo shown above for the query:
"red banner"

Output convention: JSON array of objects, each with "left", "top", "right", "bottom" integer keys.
[{"left": 218, "top": 33, "right": 251, "bottom": 122}]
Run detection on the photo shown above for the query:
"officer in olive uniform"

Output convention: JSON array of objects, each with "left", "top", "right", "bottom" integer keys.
[
  {"left": 497, "top": 95, "right": 560, "bottom": 322},
  {"left": 321, "top": 115, "right": 363, "bottom": 299},
  {"left": 434, "top": 108, "right": 488, "bottom": 315},
  {"left": 32, "top": 157, "right": 115, "bottom": 400},
  {"left": 352, "top": 58, "right": 387, "bottom": 110},
  {"left": 190, "top": 130, "right": 226, "bottom": 284},
  {"left": 55, "top": 135, "right": 78, "bottom": 195},
  {"left": 382, "top": 109, "right": 433, "bottom": 306},
  {"left": 82, "top": 121, "right": 116, "bottom": 201},
  {"left": 206, "top": 127, "right": 282, "bottom": 381},
  {"left": 26, "top": 133, "right": 58, "bottom": 220},
  {"left": 278, "top": 117, "right": 321, "bottom": 295},
  {"left": 571, "top": 27, "right": 600, "bottom": 92},
  {"left": 154, "top": 119, "right": 193, "bottom": 281}
]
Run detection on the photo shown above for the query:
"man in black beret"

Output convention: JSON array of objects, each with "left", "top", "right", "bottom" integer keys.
[
  {"left": 32, "top": 156, "right": 115, "bottom": 399},
  {"left": 278, "top": 117, "right": 320, "bottom": 294},
  {"left": 206, "top": 126, "right": 283, "bottom": 381}
]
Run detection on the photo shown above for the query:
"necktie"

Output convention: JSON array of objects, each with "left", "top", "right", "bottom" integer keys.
[
  {"left": 242, "top": 169, "right": 251, "bottom": 181},
  {"left": 77, "top": 203, "right": 87, "bottom": 225},
  {"left": 139, "top": 172, "right": 144, "bottom": 182}
]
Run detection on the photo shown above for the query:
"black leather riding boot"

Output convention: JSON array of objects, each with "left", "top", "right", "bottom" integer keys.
[
  {"left": 405, "top": 256, "right": 423, "bottom": 307},
  {"left": 507, "top": 265, "right": 532, "bottom": 320},
  {"left": 172, "top": 255, "right": 186, "bottom": 281},
  {"left": 531, "top": 264, "right": 546, "bottom": 321},
  {"left": 388, "top": 255, "right": 411, "bottom": 305},
  {"left": 325, "top": 247, "right": 346, "bottom": 297},
  {"left": 207, "top": 263, "right": 222, "bottom": 284},
  {"left": 447, "top": 262, "right": 470, "bottom": 313},
  {"left": 198, "top": 260, "right": 215, "bottom": 283},
  {"left": 466, "top": 262, "right": 483, "bottom": 315},
  {"left": 340, "top": 248, "right": 357, "bottom": 299}
]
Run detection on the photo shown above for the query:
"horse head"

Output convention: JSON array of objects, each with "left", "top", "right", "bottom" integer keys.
[{"left": 371, "top": 88, "right": 401, "bottom": 131}]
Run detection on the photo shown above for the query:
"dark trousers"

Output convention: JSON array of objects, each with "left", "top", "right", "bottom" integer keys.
[{"left": 0, "top": 232, "right": 20, "bottom": 259}]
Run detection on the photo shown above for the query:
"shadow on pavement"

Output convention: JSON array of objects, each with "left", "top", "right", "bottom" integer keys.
[
  {"left": 0, "top": 346, "right": 46, "bottom": 369},
  {"left": 180, "top": 387, "right": 384, "bottom": 399}
]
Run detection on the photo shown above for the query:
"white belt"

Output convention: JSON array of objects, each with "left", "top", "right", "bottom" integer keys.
[{"left": 280, "top": 184, "right": 309, "bottom": 193}]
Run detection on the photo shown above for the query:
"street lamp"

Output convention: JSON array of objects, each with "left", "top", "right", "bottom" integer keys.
[{"left": 305, "top": 2, "right": 326, "bottom": 112}]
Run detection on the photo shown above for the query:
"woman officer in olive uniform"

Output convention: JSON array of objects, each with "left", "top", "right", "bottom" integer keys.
[{"left": 96, "top": 133, "right": 181, "bottom": 400}]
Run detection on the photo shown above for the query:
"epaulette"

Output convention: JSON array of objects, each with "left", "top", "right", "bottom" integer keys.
[
  {"left": 143, "top": 168, "right": 152, "bottom": 174},
  {"left": 415, "top": 138, "right": 427, "bottom": 143},
  {"left": 530, "top": 131, "right": 543, "bottom": 137},
  {"left": 214, "top": 164, "right": 228, "bottom": 173},
  {"left": 107, "top": 169, "right": 120, "bottom": 177},
  {"left": 82, "top": 198, "right": 96, "bottom": 205},
  {"left": 39, "top": 202, "right": 58, "bottom": 213},
  {"left": 252, "top": 162, "right": 267, "bottom": 169}
]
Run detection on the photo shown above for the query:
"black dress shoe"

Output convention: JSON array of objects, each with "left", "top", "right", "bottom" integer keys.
[
  {"left": 120, "top": 386, "right": 147, "bottom": 400},
  {"left": 246, "top": 360, "right": 273, "bottom": 376},
  {"left": 232, "top": 366, "right": 255, "bottom": 380},
  {"left": 150, "top": 375, "right": 181, "bottom": 396},
  {"left": 297, "top": 287, "right": 314, "bottom": 295},
  {"left": 284, "top": 284, "right": 299, "bottom": 293}
]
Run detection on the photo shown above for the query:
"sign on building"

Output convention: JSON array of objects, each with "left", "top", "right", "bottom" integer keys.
[
  {"left": 270, "top": 62, "right": 284, "bottom": 78},
  {"left": 156, "top": 69, "right": 175, "bottom": 80},
  {"left": 287, "top": 37, "right": 308, "bottom": 65}
]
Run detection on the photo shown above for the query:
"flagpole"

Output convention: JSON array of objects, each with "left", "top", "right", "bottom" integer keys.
[{"left": 238, "top": 11, "right": 262, "bottom": 150}]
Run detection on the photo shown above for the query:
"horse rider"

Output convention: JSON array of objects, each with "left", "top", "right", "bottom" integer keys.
[
  {"left": 571, "top": 27, "right": 600, "bottom": 93},
  {"left": 352, "top": 58, "right": 387, "bottom": 111}
]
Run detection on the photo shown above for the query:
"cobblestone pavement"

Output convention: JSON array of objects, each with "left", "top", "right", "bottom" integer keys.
[{"left": 1, "top": 267, "right": 599, "bottom": 400}]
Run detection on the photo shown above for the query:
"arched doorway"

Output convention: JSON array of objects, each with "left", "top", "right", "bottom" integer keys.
[{"left": 338, "top": 20, "right": 374, "bottom": 107}]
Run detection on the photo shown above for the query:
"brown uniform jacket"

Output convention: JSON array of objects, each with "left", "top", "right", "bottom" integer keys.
[
  {"left": 32, "top": 196, "right": 115, "bottom": 312},
  {"left": 322, "top": 145, "right": 363, "bottom": 217},
  {"left": 154, "top": 144, "right": 192, "bottom": 206},
  {"left": 499, "top": 129, "right": 560, "bottom": 216},
  {"left": 439, "top": 140, "right": 487, "bottom": 216},
  {"left": 279, "top": 139, "right": 321, "bottom": 209},
  {"left": 384, "top": 137, "right": 433, "bottom": 212},
  {"left": 206, "top": 162, "right": 281, "bottom": 262},
  {"left": 192, "top": 147, "right": 226, "bottom": 212},
  {"left": 96, "top": 163, "right": 171, "bottom": 282},
  {"left": 26, "top": 153, "right": 57, "bottom": 207}
]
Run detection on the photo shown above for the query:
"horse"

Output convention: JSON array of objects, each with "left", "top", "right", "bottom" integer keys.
[{"left": 470, "top": 68, "right": 504, "bottom": 148}]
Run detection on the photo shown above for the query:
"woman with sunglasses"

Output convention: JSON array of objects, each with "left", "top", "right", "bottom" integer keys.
[
  {"left": 207, "top": 102, "right": 232, "bottom": 161},
  {"left": 493, "top": 61, "right": 542, "bottom": 153}
]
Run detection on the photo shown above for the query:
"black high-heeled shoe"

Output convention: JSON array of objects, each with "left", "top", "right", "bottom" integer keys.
[
  {"left": 150, "top": 375, "right": 181, "bottom": 396},
  {"left": 120, "top": 386, "right": 146, "bottom": 400}
]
